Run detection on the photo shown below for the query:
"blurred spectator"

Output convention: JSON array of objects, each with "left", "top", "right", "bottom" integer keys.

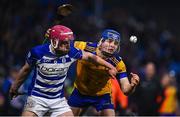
[
  {"left": 1, "top": 67, "right": 27, "bottom": 116},
  {"left": 0, "top": 92, "right": 5, "bottom": 115},
  {"left": 134, "top": 62, "right": 162, "bottom": 115},
  {"left": 1, "top": 67, "right": 23, "bottom": 115},
  {"left": 158, "top": 72, "right": 179, "bottom": 116}
]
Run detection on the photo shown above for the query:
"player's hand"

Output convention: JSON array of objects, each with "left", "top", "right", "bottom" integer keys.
[
  {"left": 130, "top": 72, "right": 140, "bottom": 87},
  {"left": 45, "top": 28, "right": 51, "bottom": 39},
  {"left": 108, "top": 68, "right": 118, "bottom": 79},
  {"left": 9, "top": 85, "right": 19, "bottom": 100}
]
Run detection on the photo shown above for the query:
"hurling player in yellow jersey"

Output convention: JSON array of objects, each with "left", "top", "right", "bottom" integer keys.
[{"left": 68, "top": 29, "right": 140, "bottom": 116}]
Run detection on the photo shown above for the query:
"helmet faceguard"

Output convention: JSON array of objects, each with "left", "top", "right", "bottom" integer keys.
[
  {"left": 48, "top": 25, "right": 74, "bottom": 49},
  {"left": 98, "top": 29, "right": 121, "bottom": 56}
]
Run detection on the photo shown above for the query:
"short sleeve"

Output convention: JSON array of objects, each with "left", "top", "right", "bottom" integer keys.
[
  {"left": 69, "top": 45, "right": 83, "bottom": 60},
  {"left": 116, "top": 60, "right": 128, "bottom": 80},
  {"left": 26, "top": 49, "right": 39, "bottom": 67}
]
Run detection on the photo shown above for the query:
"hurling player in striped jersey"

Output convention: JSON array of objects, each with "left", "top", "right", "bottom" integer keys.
[{"left": 9, "top": 25, "right": 117, "bottom": 117}]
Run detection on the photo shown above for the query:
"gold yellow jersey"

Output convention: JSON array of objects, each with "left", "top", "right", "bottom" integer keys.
[{"left": 74, "top": 41, "right": 128, "bottom": 96}]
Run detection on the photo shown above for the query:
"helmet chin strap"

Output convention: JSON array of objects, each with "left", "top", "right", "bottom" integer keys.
[
  {"left": 51, "top": 39, "right": 59, "bottom": 49},
  {"left": 50, "top": 40, "right": 69, "bottom": 57},
  {"left": 101, "top": 51, "right": 114, "bottom": 57}
]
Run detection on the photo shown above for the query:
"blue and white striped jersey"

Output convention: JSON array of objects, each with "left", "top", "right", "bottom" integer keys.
[{"left": 26, "top": 43, "right": 83, "bottom": 99}]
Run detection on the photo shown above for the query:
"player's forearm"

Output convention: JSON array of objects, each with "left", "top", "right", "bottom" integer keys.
[
  {"left": 120, "top": 78, "right": 136, "bottom": 96},
  {"left": 89, "top": 54, "right": 115, "bottom": 70},
  {"left": 122, "top": 83, "right": 136, "bottom": 96},
  {"left": 12, "top": 64, "right": 31, "bottom": 90}
]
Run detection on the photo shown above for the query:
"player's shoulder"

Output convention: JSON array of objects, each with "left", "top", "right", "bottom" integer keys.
[
  {"left": 84, "top": 42, "right": 97, "bottom": 53},
  {"left": 30, "top": 44, "right": 50, "bottom": 56},
  {"left": 74, "top": 41, "right": 97, "bottom": 51},
  {"left": 86, "top": 42, "right": 98, "bottom": 47},
  {"left": 32, "top": 43, "right": 49, "bottom": 50},
  {"left": 111, "top": 54, "right": 122, "bottom": 61},
  {"left": 68, "top": 44, "right": 83, "bottom": 59},
  {"left": 74, "top": 41, "right": 86, "bottom": 45},
  {"left": 108, "top": 54, "right": 123, "bottom": 66},
  {"left": 74, "top": 41, "right": 87, "bottom": 50}
]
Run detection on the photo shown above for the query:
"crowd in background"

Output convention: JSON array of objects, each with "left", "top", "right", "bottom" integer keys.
[{"left": 0, "top": 0, "right": 180, "bottom": 116}]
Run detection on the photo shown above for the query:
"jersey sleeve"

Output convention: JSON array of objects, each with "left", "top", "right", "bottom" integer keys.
[
  {"left": 26, "top": 48, "right": 39, "bottom": 67},
  {"left": 116, "top": 60, "right": 128, "bottom": 80},
  {"left": 69, "top": 45, "right": 83, "bottom": 60}
]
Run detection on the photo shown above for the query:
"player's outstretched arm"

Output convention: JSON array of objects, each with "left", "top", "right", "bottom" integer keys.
[
  {"left": 119, "top": 72, "right": 140, "bottom": 96},
  {"left": 9, "top": 62, "right": 31, "bottom": 99},
  {"left": 81, "top": 51, "right": 117, "bottom": 77}
]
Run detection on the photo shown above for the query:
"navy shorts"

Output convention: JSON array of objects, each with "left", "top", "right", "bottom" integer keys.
[{"left": 68, "top": 88, "right": 114, "bottom": 111}]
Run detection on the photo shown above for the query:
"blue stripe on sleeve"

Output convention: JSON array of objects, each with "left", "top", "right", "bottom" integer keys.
[{"left": 116, "top": 72, "right": 127, "bottom": 79}]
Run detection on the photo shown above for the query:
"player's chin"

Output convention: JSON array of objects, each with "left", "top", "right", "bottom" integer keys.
[
  {"left": 62, "top": 49, "right": 69, "bottom": 54},
  {"left": 102, "top": 51, "right": 114, "bottom": 57},
  {"left": 62, "top": 47, "right": 70, "bottom": 51},
  {"left": 57, "top": 49, "right": 69, "bottom": 54},
  {"left": 104, "top": 48, "right": 115, "bottom": 53},
  {"left": 105, "top": 50, "right": 114, "bottom": 55}
]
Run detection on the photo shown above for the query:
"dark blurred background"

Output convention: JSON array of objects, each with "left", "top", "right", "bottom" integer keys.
[{"left": 0, "top": 0, "right": 180, "bottom": 116}]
